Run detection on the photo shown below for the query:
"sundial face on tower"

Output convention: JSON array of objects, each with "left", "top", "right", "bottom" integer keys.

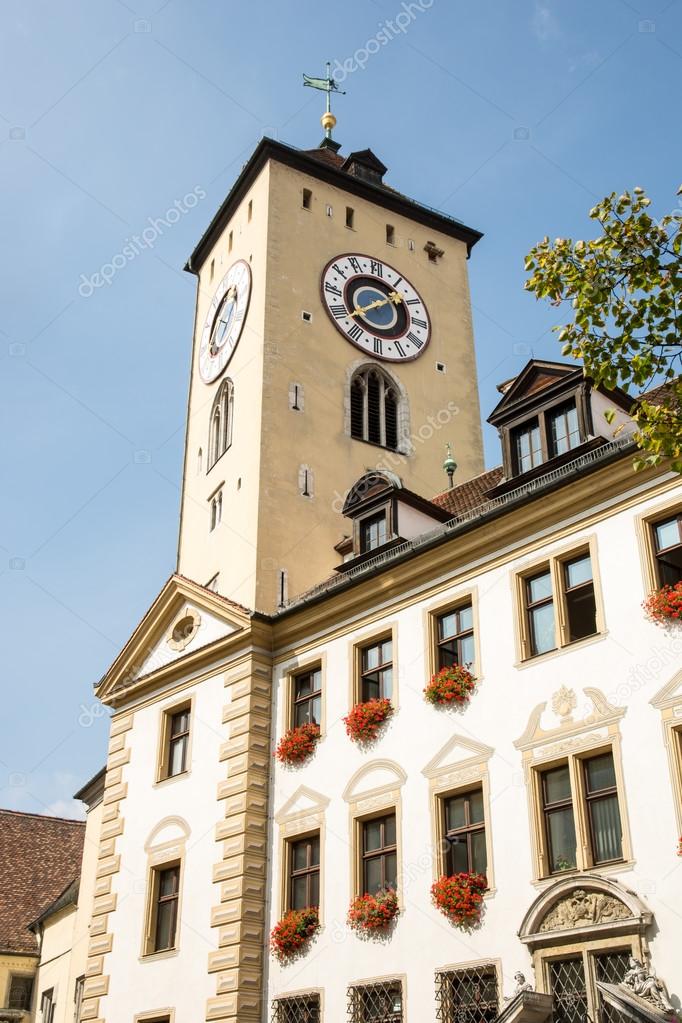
[
  {"left": 198, "top": 259, "right": 252, "bottom": 383},
  {"left": 320, "top": 253, "right": 431, "bottom": 363}
]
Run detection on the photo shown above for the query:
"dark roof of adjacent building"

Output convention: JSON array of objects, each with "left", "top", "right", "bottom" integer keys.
[
  {"left": 0, "top": 810, "right": 85, "bottom": 954},
  {"left": 432, "top": 466, "right": 505, "bottom": 517},
  {"left": 185, "top": 137, "right": 482, "bottom": 272},
  {"left": 640, "top": 378, "right": 680, "bottom": 410}
]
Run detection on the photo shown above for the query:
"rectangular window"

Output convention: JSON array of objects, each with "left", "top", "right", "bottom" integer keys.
[
  {"left": 40, "top": 990, "right": 55, "bottom": 1023},
  {"left": 8, "top": 975, "right": 33, "bottom": 1011},
  {"left": 550, "top": 957, "right": 588, "bottom": 1023},
  {"left": 73, "top": 975, "right": 85, "bottom": 1022},
  {"left": 228, "top": 230, "right": 233, "bottom": 252},
  {"left": 326, "top": 204, "right": 333, "bottom": 217},
  {"left": 442, "top": 787, "right": 487, "bottom": 876},
  {"left": 348, "top": 979, "right": 403, "bottom": 1022},
  {"left": 541, "top": 763, "right": 578, "bottom": 873},
  {"left": 386, "top": 224, "right": 395, "bottom": 245},
  {"left": 292, "top": 667, "right": 322, "bottom": 727},
  {"left": 359, "top": 637, "right": 393, "bottom": 701},
  {"left": 525, "top": 569, "right": 556, "bottom": 656},
  {"left": 563, "top": 553, "right": 597, "bottom": 641},
  {"left": 360, "top": 512, "right": 387, "bottom": 553},
  {"left": 652, "top": 512, "right": 682, "bottom": 586},
  {"left": 149, "top": 864, "right": 180, "bottom": 953},
  {"left": 362, "top": 813, "right": 397, "bottom": 893},
  {"left": 346, "top": 206, "right": 355, "bottom": 228},
  {"left": 513, "top": 419, "right": 542, "bottom": 473},
  {"left": 247, "top": 199, "right": 253, "bottom": 221},
  {"left": 436, "top": 603, "right": 474, "bottom": 670},
  {"left": 583, "top": 752, "right": 623, "bottom": 863},
  {"left": 167, "top": 707, "right": 190, "bottom": 777},
  {"left": 288, "top": 833, "right": 320, "bottom": 909},
  {"left": 272, "top": 994, "right": 321, "bottom": 1023},
  {"left": 435, "top": 966, "right": 499, "bottom": 1023},
  {"left": 302, "top": 187, "right": 312, "bottom": 210},
  {"left": 549, "top": 401, "right": 581, "bottom": 457}
]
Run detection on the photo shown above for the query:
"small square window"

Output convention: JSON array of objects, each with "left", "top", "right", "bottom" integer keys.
[
  {"left": 8, "top": 975, "right": 33, "bottom": 1011},
  {"left": 436, "top": 362, "right": 447, "bottom": 373},
  {"left": 272, "top": 994, "right": 321, "bottom": 1023},
  {"left": 301, "top": 310, "right": 312, "bottom": 322},
  {"left": 346, "top": 206, "right": 355, "bottom": 228},
  {"left": 302, "top": 188, "right": 312, "bottom": 210}
]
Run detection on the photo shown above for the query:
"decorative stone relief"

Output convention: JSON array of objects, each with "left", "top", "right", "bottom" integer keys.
[
  {"left": 505, "top": 973, "right": 534, "bottom": 1000},
  {"left": 532, "top": 730, "right": 608, "bottom": 761},
  {"left": 551, "top": 686, "right": 577, "bottom": 723},
  {"left": 539, "top": 890, "right": 632, "bottom": 932},
  {"left": 622, "top": 957, "right": 674, "bottom": 1013},
  {"left": 515, "top": 687, "right": 625, "bottom": 754}
]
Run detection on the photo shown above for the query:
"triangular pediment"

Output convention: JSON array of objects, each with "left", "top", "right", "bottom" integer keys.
[
  {"left": 422, "top": 734, "right": 494, "bottom": 779},
  {"left": 275, "top": 785, "right": 330, "bottom": 823},
  {"left": 488, "top": 360, "right": 580, "bottom": 424},
  {"left": 96, "top": 574, "right": 251, "bottom": 703},
  {"left": 651, "top": 667, "right": 682, "bottom": 710}
]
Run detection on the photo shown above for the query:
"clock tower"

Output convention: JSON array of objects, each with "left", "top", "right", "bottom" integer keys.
[{"left": 177, "top": 134, "right": 485, "bottom": 613}]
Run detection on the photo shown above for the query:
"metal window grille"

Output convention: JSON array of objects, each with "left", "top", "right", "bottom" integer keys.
[
  {"left": 348, "top": 980, "right": 403, "bottom": 1022},
  {"left": 594, "top": 951, "right": 630, "bottom": 1023},
  {"left": 435, "top": 965, "right": 499, "bottom": 1023},
  {"left": 272, "top": 993, "right": 321, "bottom": 1023},
  {"left": 550, "top": 957, "right": 588, "bottom": 1023}
]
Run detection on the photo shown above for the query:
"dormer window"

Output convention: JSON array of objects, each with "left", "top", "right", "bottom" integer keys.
[
  {"left": 360, "top": 512, "right": 388, "bottom": 553},
  {"left": 548, "top": 400, "right": 580, "bottom": 457},
  {"left": 513, "top": 418, "right": 542, "bottom": 474}
]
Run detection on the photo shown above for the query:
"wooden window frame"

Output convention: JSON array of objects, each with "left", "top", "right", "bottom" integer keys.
[
  {"left": 286, "top": 832, "right": 321, "bottom": 911},
  {"left": 40, "top": 988, "right": 55, "bottom": 1023},
  {"left": 156, "top": 698, "right": 193, "bottom": 784},
  {"left": 441, "top": 786, "right": 487, "bottom": 877},
  {"left": 143, "top": 860, "right": 181, "bottom": 957},
  {"left": 353, "top": 503, "right": 393, "bottom": 557},
  {"left": 357, "top": 634, "right": 394, "bottom": 704},
  {"left": 360, "top": 812, "right": 398, "bottom": 894},
  {"left": 290, "top": 665, "right": 323, "bottom": 730},
  {"left": 501, "top": 387, "right": 590, "bottom": 479},
  {"left": 636, "top": 497, "right": 682, "bottom": 594},
  {"left": 532, "top": 744, "right": 629, "bottom": 879},
  {"left": 515, "top": 538, "right": 605, "bottom": 664},
  {"left": 425, "top": 590, "right": 481, "bottom": 680}
]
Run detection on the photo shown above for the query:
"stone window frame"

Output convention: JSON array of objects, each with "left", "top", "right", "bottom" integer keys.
[
  {"left": 650, "top": 668, "right": 682, "bottom": 841},
  {"left": 154, "top": 694, "right": 195, "bottom": 786},
  {"left": 343, "top": 760, "right": 406, "bottom": 907},
  {"left": 140, "top": 819, "right": 190, "bottom": 961},
  {"left": 346, "top": 973, "right": 407, "bottom": 1023},
  {"left": 514, "top": 688, "right": 632, "bottom": 883},
  {"left": 275, "top": 786, "right": 330, "bottom": 925},
  {"left": 343, "top": 358, "right": 412, "bottom": 457},
  {"left": 635, "top": 494, "right": 682, "bottom": 594},
  {"left": 433, "top": 957, "right": 503, "bottom": 1023},
  {"left": 512, "top": 535, "right": 607, "bottom": 667},
  {"left": 349, "top": 623, "right": 399, "bottom": 711},
  {"left": 134, "top": 1011, "right": 175, "bottom": 1023},
  {"left": 423, "top": 586, "right": 482, "bottom": 681},
  {"left": 271, "top": 990, "right": 323, "bottom": 1022},
  {"left": 278, "top": 653, "right": 327, "bottom": 741}
]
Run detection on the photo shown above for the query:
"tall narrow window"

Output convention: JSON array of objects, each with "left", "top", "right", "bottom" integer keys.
[
  {"left": 73, "top": 976, "right": 85, "bottom": 1022},
  {"left": 208, "top": 379, "right": 233, "bottom": 468},
  {"left": 386, "top": 224, "right": 395, "bottom": 245},
  {"left": 359, "top": 637, "right": 393, "bottom": 701},
  {"left": 525, "top": 569, "right": 555, "bottom": 655},
  {"left": 442, "top": 787, "right": 487, "bottom": 876},
  {"left": 152, "top": 865, "right": 180, "bottom": 952},
  {"left": 210, "top": 491, "right": 222, "bottom": 531},
  {"left": 652, "top": 513, "right": 682, "bottom": 585},
  {"left": 247, "top": 199, "right": 253, "bottom": 221},
  {"left": 346, "top": 206, "right": 355, "bottom": 228},
  {"left": 360, "top": 512, "right": 387, "bottom": 553},
  {"left": 563, "top": 553, "right": 596, "bottom": 641},
  {"left": 349, "top": 366, "right": 402, "bottom": 450},
  {"left": 436, "top": 604, "right": 474, "bottom": 669},
  {"left": 40, "top": 990, "right": 55, "bottom": 1023},
  {"left": 302, "top": 187, "right": 312, "bottom": 210},
  {"left": 167, "top": 707, "right": 190, "bottom": 777},
  {"left": 549, "top": 401, "right": 580, "bottom": 457},
  {"left": 228, "top": 230, "right": 233, "bottom": 252},
  {"left": 292, "top": 667, "right": 322, "bottom": 727},
  {"left": 362, "top": 813, "right": 397, "bottom": 893},
  {"left": 541, "top": 764, "right": 577, "bottom": 873},
  {"left": 549, "top": 958, "right": 588, "bottom": 1023},
  {"left": 583, "top": 752, "right": 622, "bottom": 864},
  {"left": 513, "top": 419, "right": 542, "bottom": 473},
  {"left": 288, "top": 834, "right": 320, "bottom": 909}
]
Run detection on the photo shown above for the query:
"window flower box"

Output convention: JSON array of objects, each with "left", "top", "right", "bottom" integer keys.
[
  {"left": 343, "top": 698, "right": 393, "bottom": 743},
  {"left": 270, "top": 907, "right": 320, "bottom": 961},
  {"left": 431, "top": 872, "right": 487, "bottom": 928},
  {"left": 643, "top": 582, "right": 682, "bottom": 623},
  {"left": 424, "top": 665, "right": 477, "bottom": 706},
  {"left": 274, "top": 723, "right": 321, "bottom": 766},
  {"left": 347, "top": 888, "right": 399, "bottom": 933}
]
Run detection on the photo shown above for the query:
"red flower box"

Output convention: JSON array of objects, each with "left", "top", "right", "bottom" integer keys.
[
  {"left": 270, "top": 907, "right": 320, "bottom": 961},
  {"left": 424, "top": 664, "right": 477, "bottom": 706},
  {"left": 347, "top": 888, "right": 399, "bottom": 932},
  {"left": 343, "top": 698, "right": 393, "bottom": 743},
  {"left": 643, "top": 582, "right": 682, "bottom": 623},
  {"left": 274, "top": 723, "right": 320, "bottom": 765},
  {"left": 431, "top": 872, "right": 487, "bottom": 928}
]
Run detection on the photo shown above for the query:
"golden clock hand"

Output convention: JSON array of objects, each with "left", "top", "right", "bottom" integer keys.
[{"left": 348, "top": 291, "right": 403, "bottom": 317}]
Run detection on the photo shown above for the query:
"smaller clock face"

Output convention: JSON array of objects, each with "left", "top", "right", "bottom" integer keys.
[
  {"left": 198, "top": 259, "right": 252, "bottom": 383},
  {"left": 321, "top": 253, "right": 431, "bottom": 362}
]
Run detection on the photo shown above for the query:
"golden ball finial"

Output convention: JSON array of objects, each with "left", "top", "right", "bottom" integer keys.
[{"left": 321, "top": 111, "right": 337, "bottom": 132}]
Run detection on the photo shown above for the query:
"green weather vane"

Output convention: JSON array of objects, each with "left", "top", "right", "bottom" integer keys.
[{"left": 303, "top": 62, "right": 346, "bottom": 141}]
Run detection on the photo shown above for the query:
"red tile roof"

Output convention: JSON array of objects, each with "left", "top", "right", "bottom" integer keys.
[
  {"left": 641, "top": 378, "right": 680, "bottom": 409},
  {"left": 431, "top": 466, "right": 504, "bottom": 517},
  {"left": 0, "top": 809, "right": 85, "bottom": 954},
  {"left": 301, "top": 147, "right": 345, "bottom": 169}
]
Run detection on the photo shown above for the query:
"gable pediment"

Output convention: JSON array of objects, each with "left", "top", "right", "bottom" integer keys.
[
  {"left": 488, "top": 360, "right": 580, "bottom": 425},
  {"left": 651, "top": 668, "right": 682, "bottom": 711},
  {"left": 96, "top": 574, "right": 251, "bottom": 703},
  {"left": 275, "top": 785, "right": 330, "bottom": 823},
  {"left": 422, "top": 734, "right": 494, "bottom": 780}
]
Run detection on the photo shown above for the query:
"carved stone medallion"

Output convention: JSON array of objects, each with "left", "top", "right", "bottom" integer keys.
[{"left": 540, "top": 889, "right": 632, "bottom": 932}]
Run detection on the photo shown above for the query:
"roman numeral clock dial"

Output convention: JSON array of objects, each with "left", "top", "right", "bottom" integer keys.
[
  {"left": 321, "top": 253, "right": 431, "bottom": 362},
  {"left": 198, "top": 259, "right": 252, "bottom": 383}
]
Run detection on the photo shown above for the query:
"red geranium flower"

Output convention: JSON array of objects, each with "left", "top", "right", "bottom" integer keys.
[
  {"left": 343, "top": 698, "right": 393, "bottom": 743},
  {"left": 274, "top": 723, "right": 321, "bottom": 765},
  {"left": 431, "top": 872, "right": 487, "bottom": 928},
  {"left": 424, "top": 665, "right": 477, "bottom": 706},
  {"left": 643, "top": 582, "right": 682, "bottom": 624},
  {"left": 270, "top": 907, "right": 320, "bottom": 961},
  {"left": 347, "top": 888, "right": 399, "bottom": 932}
]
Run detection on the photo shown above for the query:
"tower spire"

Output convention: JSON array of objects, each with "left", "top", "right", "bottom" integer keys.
[{"left": 303, "top": 62, "right": 346, "bottom": 150}]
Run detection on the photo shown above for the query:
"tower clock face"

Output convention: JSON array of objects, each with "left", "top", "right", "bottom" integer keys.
[
  {"left": 320, "top": 253, "right": 431, "bottom": 362},
  {"left": 198, "top": 259, "right": 252, "bottom": 383}
]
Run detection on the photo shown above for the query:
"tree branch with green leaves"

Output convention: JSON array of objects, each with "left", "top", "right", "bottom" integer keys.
[{"left": 524, "top": 186, "right": 682, "bottom": 471}]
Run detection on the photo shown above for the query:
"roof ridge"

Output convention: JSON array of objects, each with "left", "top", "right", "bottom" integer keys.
[{"left": 0, "top": 808, "right": 85, "bottom": 826}]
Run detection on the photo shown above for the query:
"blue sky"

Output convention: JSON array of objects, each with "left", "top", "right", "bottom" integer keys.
[{"left": 1, "top": 0, "right": 680, "bottom": 818}]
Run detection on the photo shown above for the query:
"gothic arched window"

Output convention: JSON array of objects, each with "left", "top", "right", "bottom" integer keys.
[
  {"left": 350, "top": 366, "right": 400, "bottom": 451},
  {"left": 208, "top": 379, "right": 234, "bottom": 469}
]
